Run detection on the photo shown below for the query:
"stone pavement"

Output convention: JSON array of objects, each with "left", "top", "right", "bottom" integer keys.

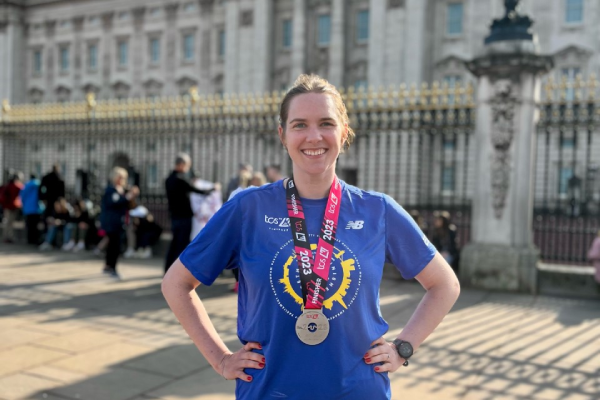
[{"left": 0, "top": 243, "right": 598, "bottom": 400}]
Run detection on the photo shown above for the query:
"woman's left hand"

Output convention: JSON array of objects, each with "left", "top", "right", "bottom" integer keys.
[{"left": 364, "top": 337, "right": 404, "bottom": 373}]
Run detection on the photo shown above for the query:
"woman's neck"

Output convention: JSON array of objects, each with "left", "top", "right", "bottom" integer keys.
[{"left": 289, "top": 167, "right": 336, "bottom": 199}]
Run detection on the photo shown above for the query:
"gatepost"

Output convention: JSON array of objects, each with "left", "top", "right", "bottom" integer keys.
[{"left": 460, "top": 0, "right": 553, "bottom": 293}]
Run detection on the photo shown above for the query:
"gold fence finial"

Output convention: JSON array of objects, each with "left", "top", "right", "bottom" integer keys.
[
  {"left": 189, "top": 86, "right": 200, "bottom": 104},
  {"left": 2, "top": 99, "right": 10, "bottom": 115},
  {"left": 86, "top": 92, "right": 96, "bottom": 111}
]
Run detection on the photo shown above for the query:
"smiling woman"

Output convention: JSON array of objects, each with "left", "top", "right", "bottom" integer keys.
[{"left": 161, "top": 74, "right": 461, "bottom": 400}]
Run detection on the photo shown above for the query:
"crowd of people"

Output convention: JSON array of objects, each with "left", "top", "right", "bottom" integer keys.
[{"left": 0, "top": 160, "right": 287, "bottom": 280}]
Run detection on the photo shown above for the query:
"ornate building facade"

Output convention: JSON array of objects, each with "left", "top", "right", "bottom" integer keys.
[{"left": 0, "top": 0, "right": 598, "bottom": 104}]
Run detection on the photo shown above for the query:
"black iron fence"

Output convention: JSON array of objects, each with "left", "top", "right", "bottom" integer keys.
[{"left": 2, "top": 80, "right": 599, "bottom": 263}]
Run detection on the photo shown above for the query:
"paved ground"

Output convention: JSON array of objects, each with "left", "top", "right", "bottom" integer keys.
[{"left": 0, "top": 243, "right": 598, "bottom": 400}]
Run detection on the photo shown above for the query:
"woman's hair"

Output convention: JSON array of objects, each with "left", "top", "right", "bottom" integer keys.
[
  {"left": 238, "top": 170, "right": 252, "bottom": 189},
  {"left": 110, "top": 167, "right": 128, "bottom": 184},
  {"left": 279, "top": 74, "right": 355, "bottom": 150},
  {"left": 250, "top": 172, "right": 267, "bottom": 186}
]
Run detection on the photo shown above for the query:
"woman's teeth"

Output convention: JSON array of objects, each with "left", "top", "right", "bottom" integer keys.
[{"left": 302, "top": 149, "right": 326, "bottom": 156}]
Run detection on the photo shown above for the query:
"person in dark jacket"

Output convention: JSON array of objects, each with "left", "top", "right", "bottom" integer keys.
[
  {"left": 39, "top": 165, "right": 65, "bottom": 219},
  {"left": 20, "top": 175, "right": 44, "bottom": 245},
  {"left": 164, "top": 153, "right": 213, "bottom": 272},
  {"left": 430, "top": 210, "right": 459, "bottom": 273},
  {"left": 1, "top": 173, "right": 24, "bottom": 243},
  {"left": 38, "top": 197, "right": 72, "bottom": 251},
  {"left": 100, "top": 167, "right": 139, "bottom": 279}
]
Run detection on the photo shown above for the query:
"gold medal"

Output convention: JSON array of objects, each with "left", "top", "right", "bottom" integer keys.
[{"left": 295, "top": 309, "right": 330, "bottom": 345}]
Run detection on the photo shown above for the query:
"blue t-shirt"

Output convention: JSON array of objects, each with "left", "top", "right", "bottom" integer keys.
[{"left": 180, "top": 180, "right": 436, "bottom": 400}]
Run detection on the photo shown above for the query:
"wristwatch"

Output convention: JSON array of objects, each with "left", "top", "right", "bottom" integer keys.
[{"left": 392, "top": 339, "right": 413, "bottom": 367}]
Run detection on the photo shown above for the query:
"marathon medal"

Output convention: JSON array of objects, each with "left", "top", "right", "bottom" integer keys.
[{"left": 285, "top": 177, "right": 342, "bottom": 346}]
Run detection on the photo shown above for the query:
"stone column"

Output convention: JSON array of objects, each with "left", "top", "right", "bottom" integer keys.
[
  {"left": 224, "top": 0, "right": 239, "bottom": 94},
  {"left": 0, "top": 4, "right": 26, "bottom": 104},
  {"left": 253, "top": 0, "right": 272, "bottom": 92},
  {"left": 290, "top": 0, "right": 306, "bottom": 82},
  {"left": 199, "top": 0, "right": 214, "bottom": 93},
  {"left": 461, "top": 3, "right": 553, "bottom": 293},
  {"left": 100, "top": 12, "right": 114, "bottom": 99},
  {"left": 132, "top": 7, "right": 145, "bottom": 97},
  {"left": 367, "top": 0, "right": 386, "bottom": 87},
  {"left": 164, "top": 4, "right": 178, "bottom": 95},
  {"left": 72, "top": 16, "right": 84, "bottom": 100},
  {"left": 328, "top": 0, "right": 344, "bottom": 87}
]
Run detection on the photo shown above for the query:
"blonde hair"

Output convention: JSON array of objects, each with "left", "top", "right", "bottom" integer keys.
[
  {"left": 279, "top": 74, "right": 355, "bottom": 150},
  {"left": 238, "top": 170, "right": 252, "bottom": 188},
  {"left": 250, "top": 172, "right": 267, "bottom": 186},
  {"left": 110, "top": 167, "right": 128, "bottom": 184}
]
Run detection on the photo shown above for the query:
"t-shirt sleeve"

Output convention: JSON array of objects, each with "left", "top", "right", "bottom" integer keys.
[
  {"left": 384, "top": 194, "right": 437, "bottom": 279},
  {"left": 179, "top": 196, "right": 242, "bottom": 285}
]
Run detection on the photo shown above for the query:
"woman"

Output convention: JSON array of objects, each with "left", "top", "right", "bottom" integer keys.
[
  {"left": 100, "top": 167, "right": 139, "bottom": 279},
  {"left": 430, "top": 210, "right": 460, "bottom": 272},
  {"left": 162, "top": 74, "right": 460, "bottom": 399},
  {"left": 63, "top": 199, "right": 92, "bottom": 252},
  {"left": 39, "top": 197, "right": 72, "bottom": 251},
  {"left": 588, "top": 230, "right": 600, "bottom": 288}
]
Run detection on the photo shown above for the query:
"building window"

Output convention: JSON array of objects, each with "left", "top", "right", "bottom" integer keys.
[
  {"left": 565, "top": 0, "right": 583, "bottom": 23},
  {"left": 33, "top": 50, "right": 42, "bottom": 74},
  {"left": 118, "top": 40, "right": 128, "bottom": 66},
  {"left": 443, "top": 138, "right": 456, "bottom": 150},
  {"left": 442, "top": 165, "right": 455, "bottom": 192},
  {"left": 183, "top": 34, "right": 195, "bottom": 61},
  {"left": 318, "top": 14, "right": 331, "bottom": 46},
  {"left": 559, "top": 166, "right": 573, "bottom": 195},
  {"left": 59, "top": 46, "right": 69, "bottom": 72},
  {"left": 561, "top": 67, "right": 580, "bottom": 101},
  {"left": 282, "top": 19, "right": 292, "bottom": 49},
  {"left": 218, "top": 29, "right": 226, "bottom": 57},
  {"left": 447, "top": 3, "right": 463, "bottom": 35},
  {"left": 183, "top": 3, "right": 196, "bottom": 12},
  {"left": 561, "top": 137, "right": 575, "bottom": 149},
  {"left": 150, "top": 38, "right": 160, "bottom": 64},
  {"left": 357, "top": 10, "right": 369, "bottom": 42},
  {"left": 147, "top": 163, "right": 158, "bottom": 188},
  {"left": 444, "top": 75, "right": 462, "bottom": 104},
  {"left": 88, "top": 44, "right": 98, "bottom": 70}
]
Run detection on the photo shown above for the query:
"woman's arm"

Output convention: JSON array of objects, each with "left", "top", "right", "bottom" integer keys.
[
  {"left": 365, "top": 252, "right": 460, "bottom": 372},
  {"left": 162, "top": 259, "right": 265, "bottom": 381}
]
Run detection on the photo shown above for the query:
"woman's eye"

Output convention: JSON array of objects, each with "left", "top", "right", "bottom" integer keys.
[{"left": 293, "top": 123, "right": 306, "bottom": 129}]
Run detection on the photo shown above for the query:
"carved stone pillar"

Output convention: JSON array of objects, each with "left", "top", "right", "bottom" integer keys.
[
  {"left": 101, "top": 12, "right": 114, "bottom": 98},
  {"left": 461, "top": 2, "right": 553, "bottom": 293}
]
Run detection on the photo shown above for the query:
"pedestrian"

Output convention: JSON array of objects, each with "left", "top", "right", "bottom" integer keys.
[
  {"left": 20, "top": 174, "right": 44, "bottom": 245},
  {"left": 588, "top": 230, "right": 600, "bottom": 289},
  {"left": 249, "top": 172, "right": 267, "bottom": 187},
  {"left": 225, "top": 163, "right": 253, "bottom": 200},
  {"left": 1, "top": 172, "right": 24, "bottom": 243},
  {"left": 190, "top": 177, "right": 222, "bottom": 240},
  {"left": 100, "top": 167, "right": 139, "bottom": 279},
  {"left": 265, "top": 164, "right": 284, "bottom": 183},
  {"left": 162, "top": 74, "right": 460, "bottom": 399},
  {"left": 62, "top": 199, "right": 92, "bottom": 252},
  {"left": 164, "top": 153, "right": 214, "bottom": 273},
  {"left": 38, "top": 197, "right": 72, "bottom": 251},
  {"left": 39, "top": 164, "right": 65, "bottom": 233},
  {"left": 430, "top": 210, "right": 459, "bottom": 272},
  {"left": 227, "top": 170, "right": 252, "bottom": 201}
]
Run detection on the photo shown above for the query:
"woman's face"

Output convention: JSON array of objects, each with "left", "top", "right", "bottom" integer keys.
[{"left": 278, "top": 93, "right": 347, "bottom": 180}]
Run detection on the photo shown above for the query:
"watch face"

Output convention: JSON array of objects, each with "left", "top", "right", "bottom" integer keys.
[{"left": 398, "top": 342, "right": 413, "bottom": 358}]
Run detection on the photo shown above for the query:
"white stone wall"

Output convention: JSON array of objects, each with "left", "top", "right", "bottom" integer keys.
[{"left": 1, "top": 0, "right": 599, "bottom": 104}]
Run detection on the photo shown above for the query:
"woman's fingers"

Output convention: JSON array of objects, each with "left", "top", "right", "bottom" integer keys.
[
  {"left": 370, "top": 337, "right": 386, "bottom": 347},
  {"left": 237, "top": 371, "right": 253, "bottom": 382},
  {"left": 244, "top": 341, "right": 262, "bottom": 351}
]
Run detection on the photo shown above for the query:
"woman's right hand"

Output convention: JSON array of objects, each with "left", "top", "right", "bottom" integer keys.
[{"left": 219, "top": 342, "right": 265, "bottom": 382}]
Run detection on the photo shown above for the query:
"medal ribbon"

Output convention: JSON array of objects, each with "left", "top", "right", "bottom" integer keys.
[{"left": 286, "top": 176, "right": 342, "bottom": 310}]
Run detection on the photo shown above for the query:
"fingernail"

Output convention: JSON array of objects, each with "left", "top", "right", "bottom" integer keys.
[
  {"left": 257, "top": 344, "right": 262, "bottom": 349},
  {"left": 375, "top": 367, "right": 380, "bottom": 371},
  {"left": 261, "top": 357, "right": 265, "bottom": 363},
  {"left": 247, "top": 376, "right": 252, "bottom": 381},
  {"left": 259, "top": 363, "right": 265, "bottom": 368},
  {"left": 365, "top": 358, "right": 371, "bottom": 363},
  {"left": 364, "top": 353, "right": 369, "bottom": 357}
]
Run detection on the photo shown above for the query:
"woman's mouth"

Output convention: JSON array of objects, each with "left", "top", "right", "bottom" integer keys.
[{"left": 301, "top": 148, "right": 327, "bottom": 156}]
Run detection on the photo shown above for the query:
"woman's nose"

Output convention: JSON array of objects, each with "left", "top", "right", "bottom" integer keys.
[{"left": 305, "top": 126, "right": 323, "bottom": 142}]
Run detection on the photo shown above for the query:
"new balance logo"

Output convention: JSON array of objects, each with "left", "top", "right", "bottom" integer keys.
[{"left": 346, "top": 221, "right": 364, "bottom": 230}]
